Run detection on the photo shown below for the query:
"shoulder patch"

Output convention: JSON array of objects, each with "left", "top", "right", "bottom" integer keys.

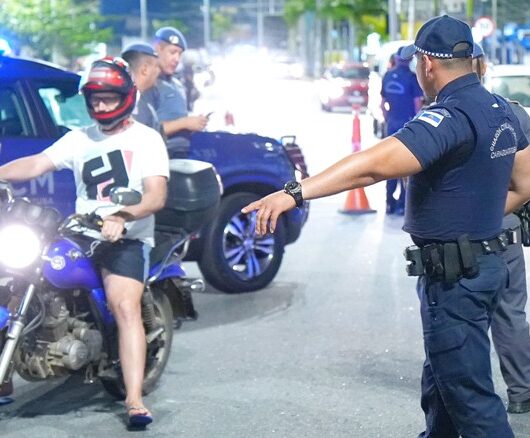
[{"left": 417, "top": 110, "right": 445, "bottom": 127}]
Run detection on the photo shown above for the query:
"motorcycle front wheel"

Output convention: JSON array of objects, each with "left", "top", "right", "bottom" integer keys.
[{"left": 100, "top": 287, "right": 174, "bottom": 399}]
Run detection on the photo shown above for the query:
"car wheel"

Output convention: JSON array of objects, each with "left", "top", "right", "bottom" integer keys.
[
  {"left": 321, "top": 103, "right": 331, "bottom": 112},
  {"left": 198, "top": 192, "right": 286, "bottom": 293}
]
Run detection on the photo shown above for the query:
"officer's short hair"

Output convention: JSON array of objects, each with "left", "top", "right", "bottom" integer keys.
[{"left": 436, "top": 43, "right": 473, "bottom": 71}]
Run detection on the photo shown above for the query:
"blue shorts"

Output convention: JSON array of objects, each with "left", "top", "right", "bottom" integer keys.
[{"left": 91, "top": 239, "right": 151, "bottom": 283}]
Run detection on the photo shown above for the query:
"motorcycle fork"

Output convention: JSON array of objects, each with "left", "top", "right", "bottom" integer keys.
[{"left": 0, "top": 283, "right": 36, "bottom": 383}]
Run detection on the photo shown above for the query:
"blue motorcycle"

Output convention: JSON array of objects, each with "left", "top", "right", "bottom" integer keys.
[{"left": 0, "top": 159, "right": 221, "bottom": 399}]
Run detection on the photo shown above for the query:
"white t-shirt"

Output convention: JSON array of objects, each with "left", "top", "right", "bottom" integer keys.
[{"left": 44, "top": 121, "right": 169, "bottom": 246}]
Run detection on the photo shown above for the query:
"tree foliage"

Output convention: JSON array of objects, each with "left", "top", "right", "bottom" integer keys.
[
  {"left": 0, "top": 0, "right": 112, "bottom": 62},
  {"left": 284, "top": 0, "right": 386, "bottom": 45}
]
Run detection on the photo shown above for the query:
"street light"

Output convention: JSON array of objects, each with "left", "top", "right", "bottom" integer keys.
[
  {"left": 140, "top": 0, "right": 147, "bottom": 40},
  {"left": 203, "top": 0, "right": 211, "bottom": 49}
]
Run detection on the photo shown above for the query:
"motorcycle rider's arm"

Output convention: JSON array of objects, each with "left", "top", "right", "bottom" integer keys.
[
  {"left": 0, "top": 153, "right": 56, "bottom": 182},
  {"left": 101, "top": 175, "right": 167, "bottom": 242}
]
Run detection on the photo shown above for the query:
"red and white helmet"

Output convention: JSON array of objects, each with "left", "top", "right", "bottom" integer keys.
[{"left": 80, "top": 57, "right": 137, "bottom": 129}]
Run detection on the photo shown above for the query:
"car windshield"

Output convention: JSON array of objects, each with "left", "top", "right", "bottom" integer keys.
[
  {"left": 38, "top": 87, "right": 92, "bottom": 130},
  {"left": 491, "top": 75, "right": 530, "bottom": 107},
  {"left": 330, "top": 66, "right": 370, "bottom": 80}
]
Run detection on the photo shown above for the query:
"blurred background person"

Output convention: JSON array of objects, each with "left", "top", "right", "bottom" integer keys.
[
  {"left": 121, "top": 43, "right": 161, "bottom": 134},
  {"left": 381, "top": 47, "right": 424, "bottom": 215}
]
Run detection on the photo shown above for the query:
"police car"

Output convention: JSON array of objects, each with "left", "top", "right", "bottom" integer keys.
[{"left": 0, "top": 54, "right": 309, "bottom": 293}]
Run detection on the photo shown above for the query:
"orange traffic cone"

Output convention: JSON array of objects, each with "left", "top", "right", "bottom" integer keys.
[
  {"left": 339, "top": 105, "right": 376, "bottom": 214},
  {"left": 351, "top": 105, "right": 361, "bottom": 152}
]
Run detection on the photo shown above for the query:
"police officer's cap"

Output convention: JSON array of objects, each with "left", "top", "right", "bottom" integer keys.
[
  {"left": 472, "top": 42, "right": 485, "bottom": 59},
  {"left": 400, "top": 15, "right": 473, "bottom": 60},
  {"left": 121, "top": 42, "right": 158, "bottom": 59},
  {"left": 154, "top": 27, "right": 187, "bottom": 51}
]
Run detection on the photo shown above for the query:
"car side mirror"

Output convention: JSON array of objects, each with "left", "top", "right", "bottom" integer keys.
[{"left": 109, "top": 187, "right": 142, "bottom": 206}]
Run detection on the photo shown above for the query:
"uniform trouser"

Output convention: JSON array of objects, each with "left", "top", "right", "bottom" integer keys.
[
  {"left": 385, "top": 122, "right": 406, "bottom": 212},
  {"left": 492, "top": 235, "right": 530, "bottom": 403},
  {"left": 417, "top": 253, "right": 514, "bottom": 438},
  {"left": 386, "top": 178, "right": 405, "bottom": 211}
]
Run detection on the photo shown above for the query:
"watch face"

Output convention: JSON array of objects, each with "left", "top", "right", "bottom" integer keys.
[{"left": 285, "top": 181, "right": 301, "bottom": 193}]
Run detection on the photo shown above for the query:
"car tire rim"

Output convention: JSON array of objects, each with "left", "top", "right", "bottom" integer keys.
[{"left": 222, "top": 210, "right": 275, "bottom": 281}]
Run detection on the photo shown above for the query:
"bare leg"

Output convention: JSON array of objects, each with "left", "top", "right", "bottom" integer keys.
[{"left": 102, "top": 269, "right": 150, "bottom": 416}]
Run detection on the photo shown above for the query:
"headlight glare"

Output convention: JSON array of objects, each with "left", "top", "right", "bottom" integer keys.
[{"left": 0, "top": 224, "right": 41, "bottom": 269}]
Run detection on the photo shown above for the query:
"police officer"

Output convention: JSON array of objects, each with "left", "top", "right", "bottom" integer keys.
[
  {"left": 381, "top": 46, "right": 424, "bottom": 215},
  {"left": 243, "top": 15, "right": 529, "bottom": 437},
  {"left": 472, "top": 42, "right": 530, "bottom": 414},
  {"left": 121, "top": 42, "right": 161, "bottom": 134},
  {"left": 148, "top": 27, "right": 208, "bottom": 158}
]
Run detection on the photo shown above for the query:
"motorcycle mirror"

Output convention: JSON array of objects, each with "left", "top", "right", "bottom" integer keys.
[{"left": 109, "top": 187, "right": 142, "bottom": 206}]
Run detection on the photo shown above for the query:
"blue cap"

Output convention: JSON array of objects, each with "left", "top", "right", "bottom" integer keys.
[
  {"left": 400, "top": 15, "right": 473, "bottom": 60},
  {"left": 154, "top": 27, "right": 187, "bottom": 51},
  {"left": 121, "top": 42, "right": 157, "bottom": 58},
  {"left": 472, "top": 42, "right": 484, "bottom": 59}
]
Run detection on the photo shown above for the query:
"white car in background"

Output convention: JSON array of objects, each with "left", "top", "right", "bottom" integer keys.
[{"left": 484, "top": 64, "right": 530, "bottom": 115}]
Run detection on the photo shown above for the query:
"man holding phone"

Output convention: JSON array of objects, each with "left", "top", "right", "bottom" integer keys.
[{"left": 145, "top": 26, "right": 210, "bottom": 158}]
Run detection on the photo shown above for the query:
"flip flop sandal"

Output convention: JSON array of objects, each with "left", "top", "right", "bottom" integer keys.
[{"left": 127, "top": 405, "right": 153, "bottom": 427}]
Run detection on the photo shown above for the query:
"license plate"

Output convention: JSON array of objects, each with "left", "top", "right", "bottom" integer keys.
[{"left": 348, "top": 96, "right": 364, "bottom": 103}]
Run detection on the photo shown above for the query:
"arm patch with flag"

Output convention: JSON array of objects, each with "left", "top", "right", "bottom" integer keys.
[{"left": 417, "top": 110, "right": 445, "bottom": 127}]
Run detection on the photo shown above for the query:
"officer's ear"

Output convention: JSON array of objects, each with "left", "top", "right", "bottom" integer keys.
[{"left": 422, "top": 55, "right": 434, "bottom": 78}]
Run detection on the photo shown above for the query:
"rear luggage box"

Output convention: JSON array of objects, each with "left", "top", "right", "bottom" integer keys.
[{"left": 155, "top": 159, "right": 221, "bottom": 234}]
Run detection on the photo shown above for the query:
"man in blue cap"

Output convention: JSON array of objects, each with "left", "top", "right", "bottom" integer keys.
[
  {"left": 147, "top": 27, "right": 209, "bottom": 158},
  {"left": 242, "top": 15, "right": 530, "bottom": 437},
  {"left": 472, "top": 42, "right": 530, "bottom": 415},
  {"left": 381, "top": 46, "right": 424, "bottom": 215},
  {"left": 122, "top": 42, "right": 161, "bottom": 134}
]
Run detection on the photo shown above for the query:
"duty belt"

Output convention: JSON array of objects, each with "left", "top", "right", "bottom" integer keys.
[{"left": 404, "top": 230, "right": 515, "bottom": 283}]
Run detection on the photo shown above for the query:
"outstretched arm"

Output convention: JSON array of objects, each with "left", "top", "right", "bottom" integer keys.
[
  {"left": 242, "top": 136, "right": 422, "bottom": 235},
  {"left": 0, "top": 153, "right": 56, "bottom": 182}
]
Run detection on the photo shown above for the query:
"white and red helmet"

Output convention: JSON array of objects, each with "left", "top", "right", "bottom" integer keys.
[{"left": 80, "top": 57, "right": 137, "bottom": 129}]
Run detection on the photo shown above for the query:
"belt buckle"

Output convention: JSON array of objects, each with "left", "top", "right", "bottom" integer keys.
[{"left": 497, "top": 232, "right": 509, "bottom": 250}]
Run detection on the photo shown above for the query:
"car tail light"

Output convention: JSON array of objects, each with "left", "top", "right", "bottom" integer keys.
[{"left": 280, "top": 136, "right": 309, "bottom": 179}]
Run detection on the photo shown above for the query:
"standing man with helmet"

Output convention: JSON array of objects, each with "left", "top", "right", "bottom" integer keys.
[
  {"left": 381, "top": 46, "right": 424, "bottom": 215},
  {"left": 121, "top": 42, "right": 161, "bottom": 134},
  {"left": 148, "top": 26, "right": 209, "bottom": 158},
  {"left": 0, "top": 58, "right": 169, "bottom": 428},
  {"left": 243, "top": 15, "right": 530, "bottom": 437},
  {"left": 472, "top": 42, "right": 530, "bottom": 414}
]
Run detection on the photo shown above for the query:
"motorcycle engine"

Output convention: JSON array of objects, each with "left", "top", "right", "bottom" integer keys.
[{"left": 15, "top": 292, "right": 103, "bottom": 380}]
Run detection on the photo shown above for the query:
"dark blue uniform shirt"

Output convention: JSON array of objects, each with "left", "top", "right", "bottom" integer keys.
[
  {"left": 381, "top": 64, "right": 423, "bottom": 132},
  {"left": 394, "top": 73, "right": 529, "bottom": 241}
]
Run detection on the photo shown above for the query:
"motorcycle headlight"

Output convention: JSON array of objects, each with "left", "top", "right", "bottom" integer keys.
[{"left": 0, "top": 224, "right": 41, "bottom": 269}]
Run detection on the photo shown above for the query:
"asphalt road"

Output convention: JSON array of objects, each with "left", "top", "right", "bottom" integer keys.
[{"left": 2, "top": 62, "right": 530, "bottom": 437}]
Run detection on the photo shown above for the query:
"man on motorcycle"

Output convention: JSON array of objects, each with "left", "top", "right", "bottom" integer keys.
[{"left": 0, "top": 57, "right": 169, "bottom": 427}]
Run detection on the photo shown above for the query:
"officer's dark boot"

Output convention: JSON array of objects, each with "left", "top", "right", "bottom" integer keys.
[{"left": 508, "top": 398, "right": 530, "bottom": 414}]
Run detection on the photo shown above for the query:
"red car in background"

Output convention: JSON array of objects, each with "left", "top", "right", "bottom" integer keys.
[{"left": 317, "top": 63, "right": 370, "bottom": 111}]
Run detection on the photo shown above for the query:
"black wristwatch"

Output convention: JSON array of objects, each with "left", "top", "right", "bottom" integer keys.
[{"left": 283, "top": 180, "right": 303, "bottom": 208}]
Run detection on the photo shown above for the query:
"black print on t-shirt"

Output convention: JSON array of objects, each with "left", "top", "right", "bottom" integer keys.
[{"left": 82, "top": 150, "right": 130, "bottom": 200}]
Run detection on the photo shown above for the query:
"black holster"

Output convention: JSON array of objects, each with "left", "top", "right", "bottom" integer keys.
[
  {"left": 404, "top": 234, "right": 482, "bottom": 283},
  {"left": 515, "top": 202, "right": 530, "bottom": 246}
]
